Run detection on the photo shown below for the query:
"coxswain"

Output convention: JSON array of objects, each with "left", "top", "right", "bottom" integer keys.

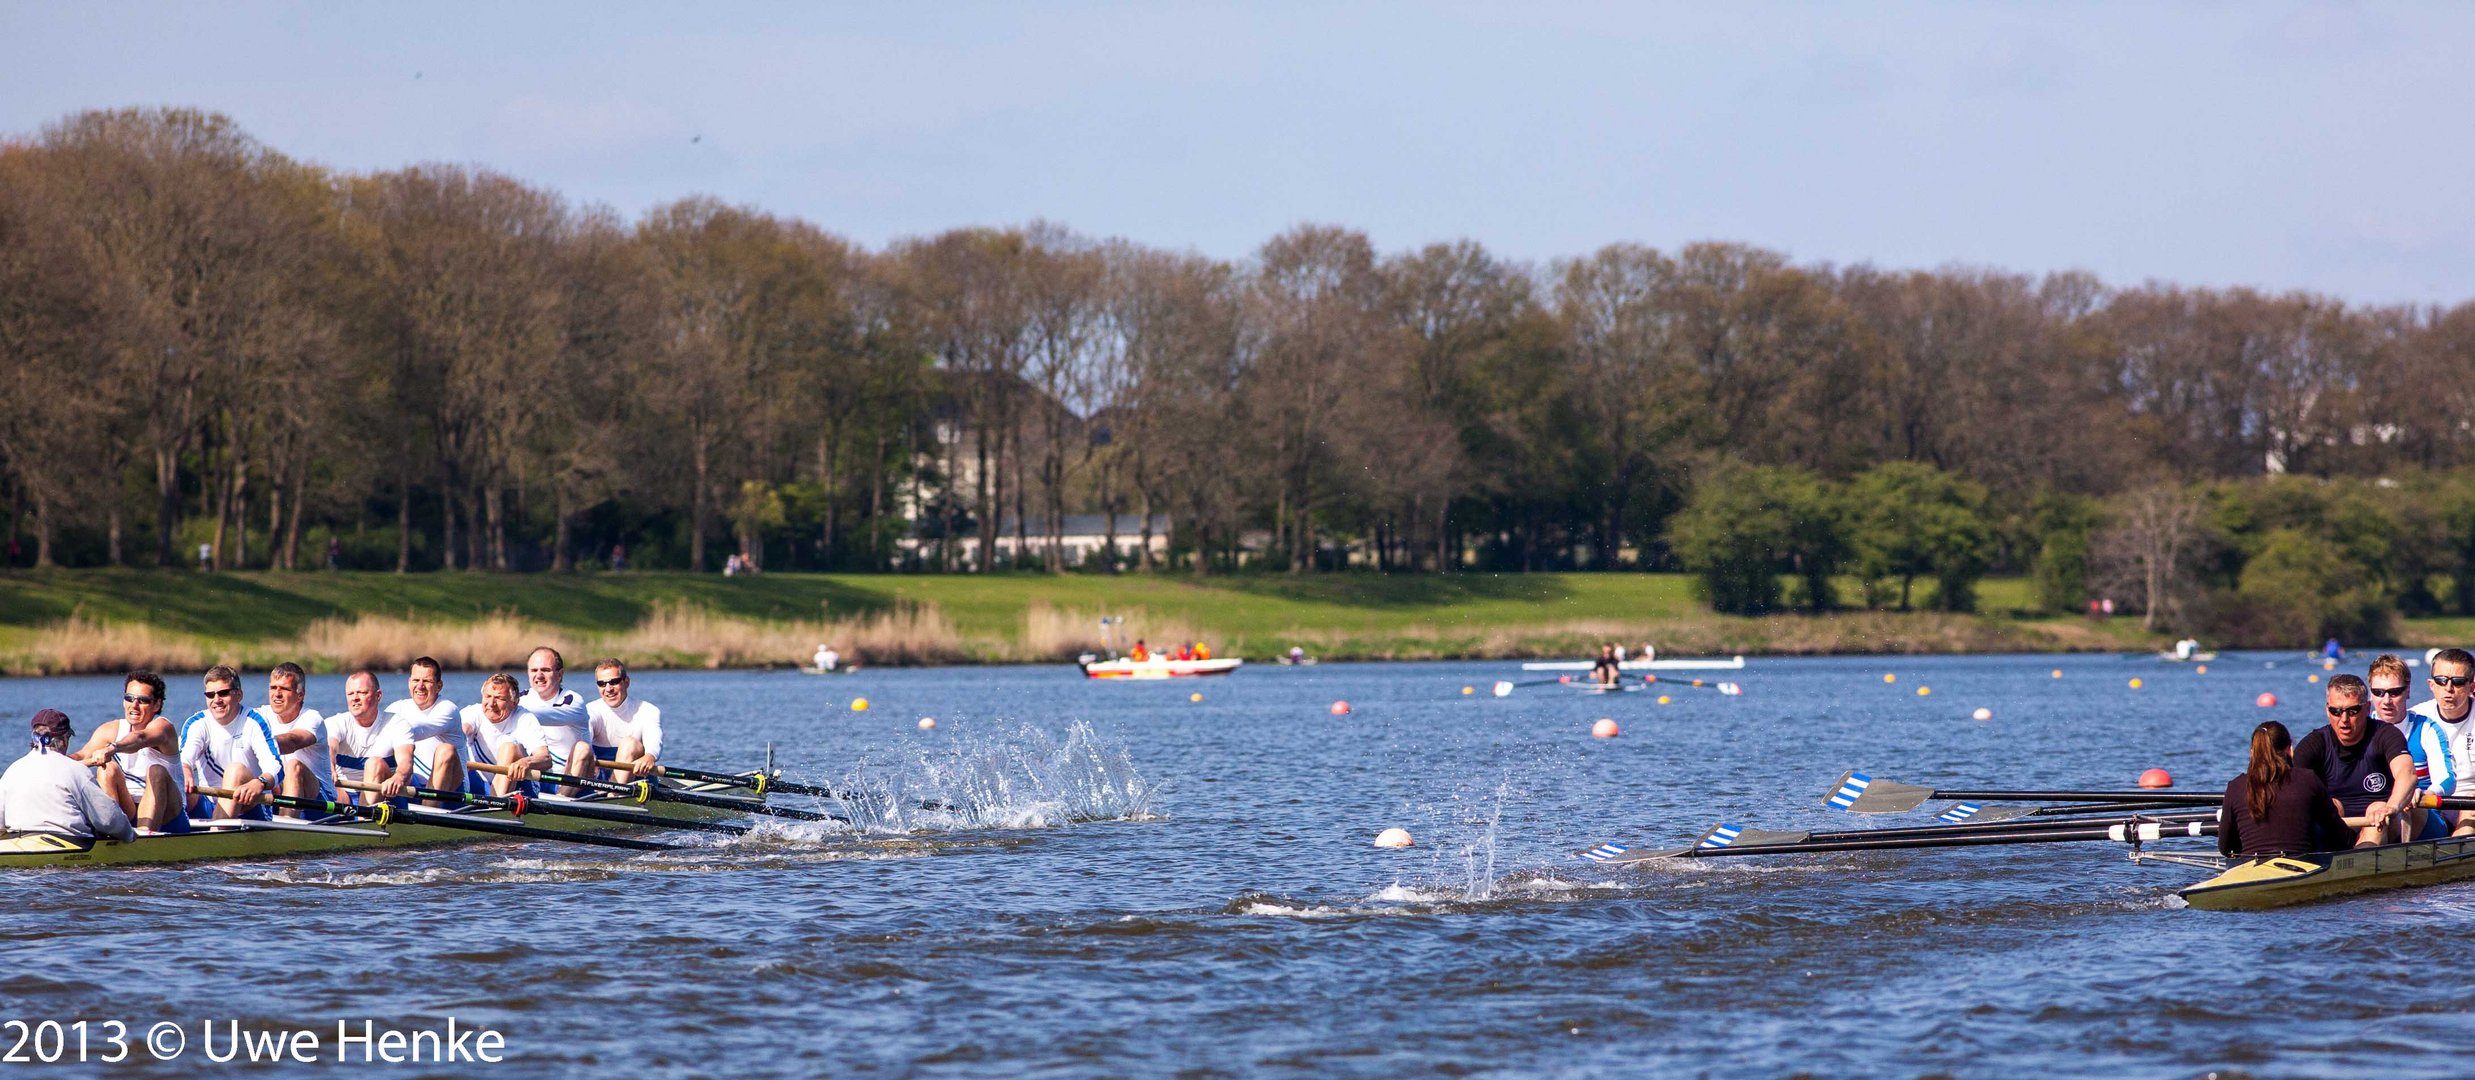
[
  {"left": 255, "top": 661, "right": 336, "bottom": 815},
  {"left": 327, "top": 671, "right": 394, "bottom": 803},
  {"left": 1589, "top": 644, "right": 1622, "bottom": 687},
  {"left": 587, "top": 658, "right": 663, "bottom": 782},
  {"left": 461, "top": 673, "right": 548, "bottom": 797},
  {"left": 71, "top": 670, "right": 187, "bottom": 832},
  {"left": 2405, "top": 647, "right": 2475, "bottom": 837},
  {"left": 0, "top": 710, "right": 135, "bottom": 844},
  {"left": 2218, "top": 720, "right": 2351, "bottom": 857},
  {"left": 2293, "top": 674, "right": 2414, "bottom": 846},
  {"left": 519, "top": 646, "right": 597, "bottom": 796},
  {"left": 377, "top": 656, "right": 466, "bottom": 803},
  {"left": 178, "top": 665, "right": 286, "bottom": 820}
]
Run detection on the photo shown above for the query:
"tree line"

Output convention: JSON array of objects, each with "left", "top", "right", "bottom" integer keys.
[{"left": 3, "top": 109, "right": 2473, "bottom": 629}]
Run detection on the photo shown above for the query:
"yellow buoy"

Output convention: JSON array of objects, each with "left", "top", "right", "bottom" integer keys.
[
  {"left": 1190, "top": 692, "right": 1203, "bottom": 702},
  {"left": 1462, "top": 686, "right": 1474, "bottom": 695},
  {"left": 1656, "top": 695, "right": 1672, "bottom": 705},
  {"left": 1916, "top": 686, "right": 1932, "bottom": 697},
  {"left": 851, "top": 697, "right": 870, "bottom": 711},
  {"left": 1884, "top": 673, "right": 1898, "bottom": 684},
  {"left": 2129, "top": 678, "right": 2143, "bottom": 689},
  {"left": 2052, "top": 669, "right": 2063, "bottom": 679},
  {"left": 2308, "top": 674, "right": 2320, "bottom": 684}
]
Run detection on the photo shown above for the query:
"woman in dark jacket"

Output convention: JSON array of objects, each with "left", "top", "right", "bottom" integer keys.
[{"left": 2220, "top": 721, "right": 2353, "bottom": 858}]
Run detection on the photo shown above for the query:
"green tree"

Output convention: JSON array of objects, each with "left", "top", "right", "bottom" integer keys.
[
  {"left": 1667, "top": 463, "right": 1841, "bottom": 614},
  {"left": 2029, "top": 491, "right": 2101, "bottom": 613},
  {"left": 1845, "top": 462, "right": 1994, "bottom": 612},
  {"left": 2232, "top": 528, "right": 2392, "bottom": 646}
]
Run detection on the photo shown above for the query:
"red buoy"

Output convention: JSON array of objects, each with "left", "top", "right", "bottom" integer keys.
[
  {"left": 2255, "top": 692, "right": 2278, "bottom": 708},
  {"left": 2138, "top": 768, "right": 2173, "bottom": 789},
  {"left": 1330, "top": 700, "right": 1351, "bottom": 716}
]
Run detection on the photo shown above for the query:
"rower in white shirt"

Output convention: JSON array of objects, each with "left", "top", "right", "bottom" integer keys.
[
  {"left": 377, "top": 656, "right": 466, "bottom": 803},
  {"left": 1, "top": 710, "right": 135, "bottom": 844},
  {"left": 72, "top": 670, "right": 188, "bottom": 832},
  {"left": 587, "top": 658, "right": 663, "bottom": 782},
  {"left": 327, "top": 671, "right": 394, "bottom": 804},
  {"left": 178, "top": 665, "right": 286, "bottom": 820},
  {"left": 519, "top": 646, "right": 596, "bottom": 795},
  {"left": 460, "top": 673, "right": 548, "bottom": 798},
  {"left": 253, "top": 661, "right": 336, "bottom": 815}
]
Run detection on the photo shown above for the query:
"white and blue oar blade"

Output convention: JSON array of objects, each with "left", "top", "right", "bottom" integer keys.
[
  {"left": 1823, "top": 771, "right": 1937, "bottom": 814},
  {"left": 1696, "top": 823, "right": 1809, "bottom": 849},
  {"left": 1574, "top": 840, "right": 1692, "bottom": 865},
  {"left": 1933, "top": 802, "right": 2035, "bottom": 825}
]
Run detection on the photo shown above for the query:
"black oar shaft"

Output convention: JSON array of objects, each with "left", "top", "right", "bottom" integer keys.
[
  {"left": 1777, "top": 811, "right": 2217, "bottom": 846},
  {"left": 1682, "top": 820, "right": 2217, "bottom": 858},
  {"left": 203, "top": 786, "right": 674, "bottom": 851},
  {"left": 522, "top": 767, "right": 843, "bottom": 823},
  {"left": 1932, "top": 790, "right": 2224, "bottom": 807},
  {"left": 615, "top": 761, "right": 950, "bottom": 812},
  {"left": 342, "top": 780, "right": 754, "bottom": 836}
]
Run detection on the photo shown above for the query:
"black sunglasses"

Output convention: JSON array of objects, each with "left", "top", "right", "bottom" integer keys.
[
  {"left": 2369, "top": 686, "right": 2409, "bottom": 698},
  {"left": 123, "top": 694, "right": 158, "bottom": 705},
  {"left": 596, "top": 677, "right": 626, "bottom": 688},
  {"left": 2327, "top": 705, "right": 2365, "bottom": 718},
  {"left": 2433, "top": 675, "right": 2473, "bottom": 689},
  {"left": 203, "top": 687, "right": 239, "bottom": 700}
]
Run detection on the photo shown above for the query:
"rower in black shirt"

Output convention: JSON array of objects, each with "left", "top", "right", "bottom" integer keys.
[
  {"left": 2220, "top": 720, "right": 2353, "bottom": 858},
  {"left": 1588, "top": 644, "right": 1622, "bottom": 688},
  {"left": 2293, "top": 674, "right": 2415, "bottom": 845}
]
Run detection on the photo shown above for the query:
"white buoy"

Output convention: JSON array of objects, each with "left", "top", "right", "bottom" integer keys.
[
  {"left": 917, "top": 717, "right": 936, "bottom": 730},
  {"left": 1492, "top": 681, "right": 1514, "bottom": 698},
  {"left": 1373, "top": 827, "right": 1413, "bottom": 849},
  {"left": 1971, "top": 707, "right": 1993, "bottom": 721}
]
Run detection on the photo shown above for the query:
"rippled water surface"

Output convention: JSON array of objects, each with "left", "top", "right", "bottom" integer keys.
[{"left": 1, "top": 654, "right": 2462, "bottom": 1077}]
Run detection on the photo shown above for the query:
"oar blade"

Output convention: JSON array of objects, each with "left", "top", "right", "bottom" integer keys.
[
  {"left": 1697, "top": 823, "right": 1810, "bottom": 849},
  {"left": 1823, "top": 771, "right": 1937, "bottom": 813},
  {"left": 1574, "top": 841, "right": 1695, "bottom": 865},
  {"left": 1932, "top": 802, "right": 2036, "bottom": 825}
]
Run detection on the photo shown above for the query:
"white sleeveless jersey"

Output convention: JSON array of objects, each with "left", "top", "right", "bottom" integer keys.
[
  {"left": 459, "top": 703, "right": 545, "bottom": 767},
  {"left": 330, "top": 715, "right": 392, "bottom": 785},
  {"left": 255, "top": 706, "right": 334, "bottom": 797},
  {"left": 111, "top": 716, "right": 184, "bottom": 806},
  {"left": 518, "top": 689, "right": 593, "bottom": 757},
  {"left": 589, "top": 698, "right": 664, "bottom": 758},
  {"left": 178, "top": 710, "right": 285, "bottom": 791}
]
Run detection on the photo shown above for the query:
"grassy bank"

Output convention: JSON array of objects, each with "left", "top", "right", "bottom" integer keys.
[{"left": 0, "top": 568, "right": 2221, "bottom": 676}]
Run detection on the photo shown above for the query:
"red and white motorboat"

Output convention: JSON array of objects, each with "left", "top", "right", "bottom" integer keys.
[{"left": 1078, "top": 656, "right": 1244, "bottom": 679}]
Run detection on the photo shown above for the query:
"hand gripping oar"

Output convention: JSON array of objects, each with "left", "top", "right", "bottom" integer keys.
[
  {"left": 609, "top": 761, "right": 952, "bottom": 811},
  {"left": 471, "top": 761, "right": 844, "bottom": 823},
  {"left": 336, "top": 779, "right": 754, "bottom": 836},
  {"left": 1822, "top": 771, "right": 2226, "bottom": 814},
  {"left": 1578, "top": 814, "right": 2218, "bottom": 865},
  {"left": 195, "top": 786, "right": 676, "bottom": 851}
]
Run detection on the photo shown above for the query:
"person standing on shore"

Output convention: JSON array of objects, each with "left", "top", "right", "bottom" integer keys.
[
  {"left": 0, "top": 710, "right": 135, "bottom": 844},
  {"left": 73, "top": 671, "right": 186, "bottom": 832},
  {"left": 587, "top": 658, "right": 663, "bottom": 783}
]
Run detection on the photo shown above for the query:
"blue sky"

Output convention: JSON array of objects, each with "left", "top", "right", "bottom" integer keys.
[{"left": 5, "top": 2, "right": 2471, "bottom": 303}]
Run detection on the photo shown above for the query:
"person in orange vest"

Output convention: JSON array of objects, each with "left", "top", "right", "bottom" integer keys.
[
  {"left": 1129, "top": 640, "right": 1150, "bottom": 662},
  {"left": 1195, "top": 642, "right": 1211, "bottom": 661}
]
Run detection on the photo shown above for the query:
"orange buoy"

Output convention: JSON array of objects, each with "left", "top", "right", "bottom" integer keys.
[
  {"left": 1591, "top": 718, "right": 1619, "bottom": 738},
  {"left": 1329, "top": 700, "right": 1351, "bottom": 716},
  {"left": 2255, "top": 692, "right": 2278, "bottom": 708},
  {"left": 2138, "top": 768, "right": 2173, "bottom": 789}
]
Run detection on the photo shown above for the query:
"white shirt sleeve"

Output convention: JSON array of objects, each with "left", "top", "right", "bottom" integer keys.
[
  {"left": 73, "top": 765, "right": 136, "bottom": 842},
  {"left": 636, "top": 702, "right": 663, "bottom": 758}
]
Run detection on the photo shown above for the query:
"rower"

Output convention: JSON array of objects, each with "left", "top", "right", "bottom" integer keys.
[
  {"left": 586, "top": 658, "right": 663, "bottom": 782},
  {"left": 2293, "top": 674, "right": 2413, "bottom": 846},
  {"left": 2367, "top": 654, "right": 2413, "bottom": 728},
  {"left": 2405, "top": 647, "right": 2475, "bottom": 838},
  {"left": 518, "top": 646, "right": 597, "bottom": 796},
  {"left": 461, "top": 673, "right": 548, "bottom": 798},
  {"left": 71, "top": 670, "right": 187, "bottom": 832},
  {"left": 177, "top": 665, "right": 286, "bottom": 820},
  {"left": 255, "top": 661, "right": 336, "bottom": 815},
  {"left": 376, "top": 656, "right": 466, "bottom": 803},
  {"left": 1589, "top": 644, "right": 1622, "bottom": 687},
  {"left": 327, "top": 671, "right": 394, "bottom": 803},
  {"left": 2218, "top": 720, "right": 2351, "bottom": 857},
  {"left": 813, "top": 643, "right": 839, "bottom": 673},
  {"left": 0, "top": 710, "right": 135, "bottom": 844}
]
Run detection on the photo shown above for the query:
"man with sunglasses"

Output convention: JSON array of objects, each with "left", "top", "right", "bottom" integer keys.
[
  {"left": 72, "top": 670, "right": 187, "bottom": 832},
  {"left": 178, "top": 665, "right": 286, "bottom": 820},
  {"left": 254, "top": 662, "right": 336, "bottom": 815},
  {"left": 2294, "top": 674, "right": 2413, "bottom": 846},
  {"left": 2367, "top": 654, "right": 2414, "bottom": 728},
  {"left": 2404, "top": 647, "right": 2475, "bottom": 838},
  {"left": 586, "top": 658, "right": 663, "bottom": 782}
]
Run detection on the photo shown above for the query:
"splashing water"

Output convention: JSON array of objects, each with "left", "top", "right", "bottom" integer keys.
[{"left": 824, "top": 720, "right": 1158, "bottom": 834}]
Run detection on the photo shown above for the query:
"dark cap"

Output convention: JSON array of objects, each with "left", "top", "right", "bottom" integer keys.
[{"left": 30, "top": 709, "right": 72, "bottom": 740}]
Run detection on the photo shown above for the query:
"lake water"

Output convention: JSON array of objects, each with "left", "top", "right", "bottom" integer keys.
[{"left": 0, "top": 653, "right": 2460, "bottom": 1077}]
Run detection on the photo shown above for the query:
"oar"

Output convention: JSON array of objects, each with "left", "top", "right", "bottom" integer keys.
[
  {"left": 1578, "top": 808, "right": 2217, "bottom": 864},
  {"left": 336, "top": 779, "right": 755, "bottom": 836},
  {"left": 195, "top": 786, "right": 677, "bottom": 851},
  {"left": 1638, "top": 675, "right": 1745, "bottom": 696},
  {"left": 471, "top": 761, "right": 845, "bottom": 823},
  {"left": 1580, "top": 816, "right": 2218, "bottom": 865},
  {"left": 612, "top": 761, "right": 952, "bottom": 811},
  {"left": 1823, "top": 771, "right": 2225, "bottom": 814},
  {"left": 1927, "top": 800, "right": 2193, "bottom": 825}
]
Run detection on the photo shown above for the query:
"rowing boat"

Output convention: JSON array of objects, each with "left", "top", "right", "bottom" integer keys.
[
  {"left": 0, "top": 779, "right": 758, "bottom": 869},
  {"left": 2174, "top": 834, "right": 2475, "bottom": 911},
  {"left": 1079, "top": 657, "right": 1244, "bottom": 679},
  {"left": 1520, "top": 655, "right": 1746, "bottom": 672}
]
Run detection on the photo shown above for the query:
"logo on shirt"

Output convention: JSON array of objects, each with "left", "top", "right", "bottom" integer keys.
[{"left": 2365, "top": 773, "right": 2389, "bottom": 794}]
